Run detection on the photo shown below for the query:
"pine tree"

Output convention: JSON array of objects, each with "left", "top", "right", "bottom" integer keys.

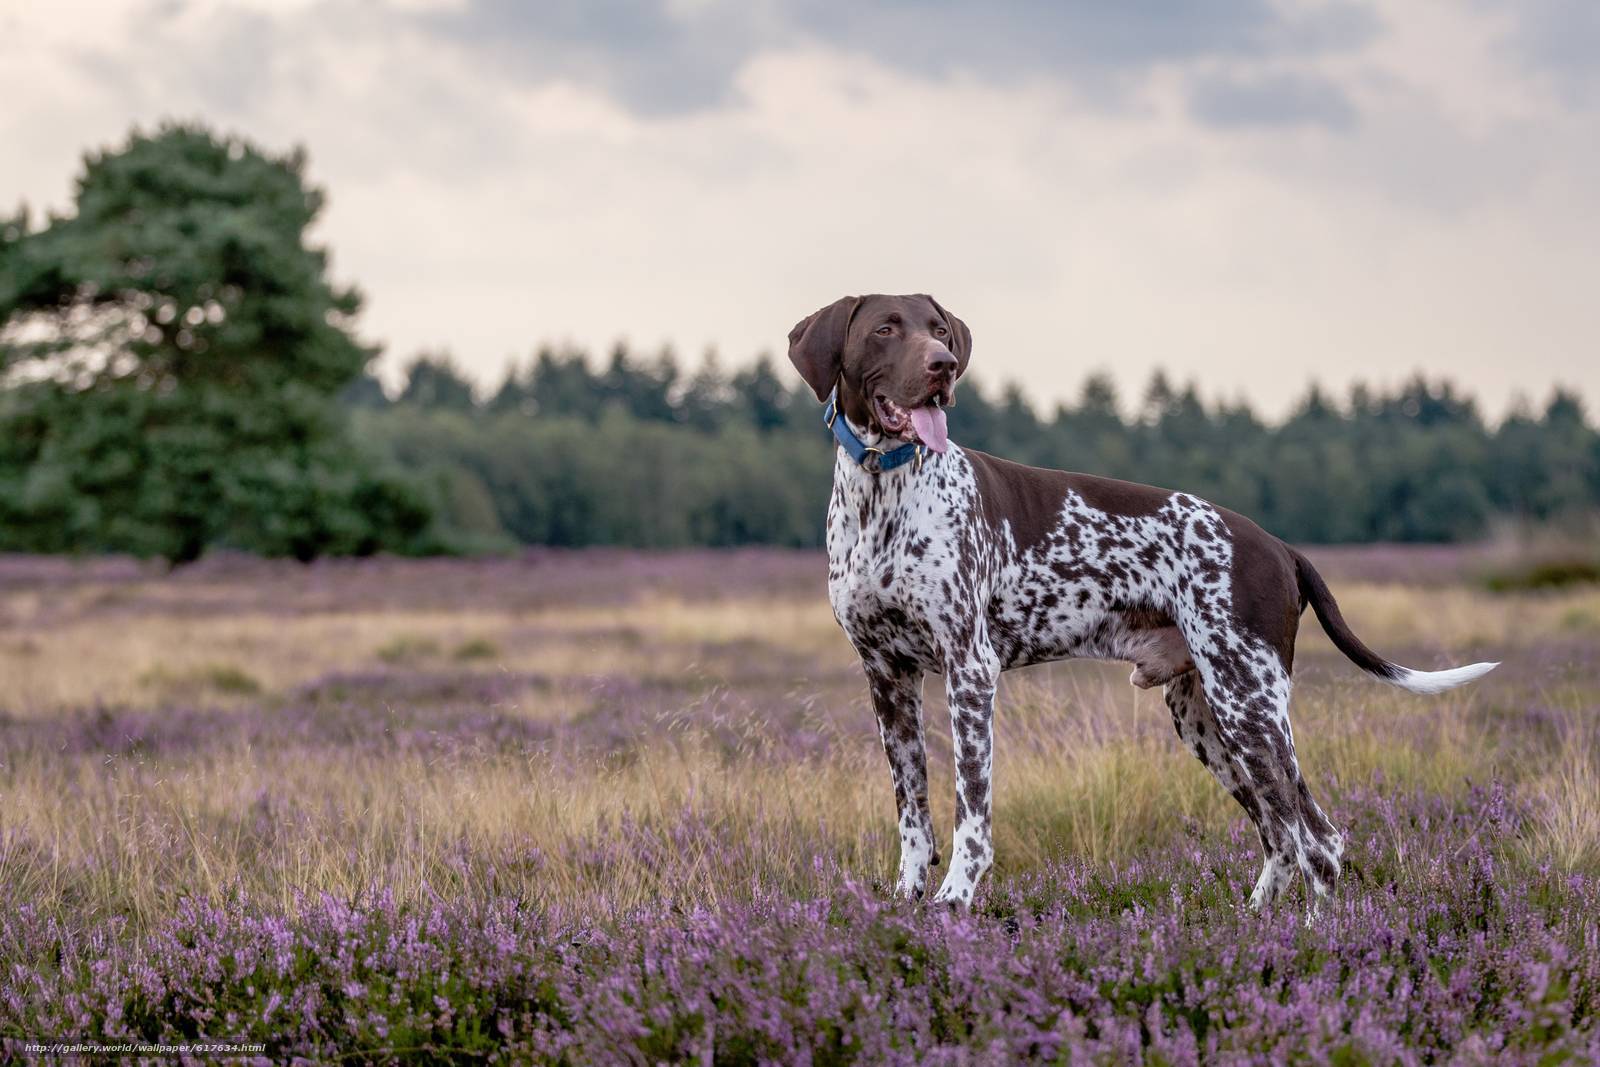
[{"left": 0, "top": 123, "right": 431, "bottom": 561}]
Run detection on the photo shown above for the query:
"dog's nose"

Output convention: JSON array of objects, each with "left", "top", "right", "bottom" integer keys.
[{"left": 926, "top": 347, "right": 957, "bottom": 376}]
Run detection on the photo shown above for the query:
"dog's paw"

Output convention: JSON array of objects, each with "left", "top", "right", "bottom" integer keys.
[
  {"left": 930, "top": 881, "right": 975, "bottom": 910},
  {"left": 893, "top": 871, "right": 930, "bottom": 903}
]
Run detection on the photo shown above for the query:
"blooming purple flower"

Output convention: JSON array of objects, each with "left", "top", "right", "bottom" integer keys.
[{"left": 1, "top": 785, "right": 1595, "bottom": 1063}]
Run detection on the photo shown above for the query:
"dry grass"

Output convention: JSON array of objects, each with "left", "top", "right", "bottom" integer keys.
[
  {"left": 1, "top": 554, "right": 1596, "bottom": 928},
  {"left": 1526, "top": 722, "right": 1600, "bottom": 870},
  {"left": 0, "top": 596, "right": 848, "bottom": 715},
  {"left": 1298, "top": 582, "right": 1600, "bottom": 655}
]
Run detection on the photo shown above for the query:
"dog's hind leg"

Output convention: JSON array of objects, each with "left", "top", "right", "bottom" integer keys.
[
  {"left": 1168, "top": 501, "right": 1344, "bottom": 908},
  {"left": 1165, "top": 668, "right": 1343, "bottom": 909},
  {"left": 1163, "top": 674, "right": 1288, "bottom": 905},
  {"left": 864, "top": 665, "right": 938, "bottom": 901}
]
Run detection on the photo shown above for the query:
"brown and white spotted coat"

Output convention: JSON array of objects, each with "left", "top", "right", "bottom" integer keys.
[{"left": 793, "top": 294, "right": 1497, "bottom": 910}]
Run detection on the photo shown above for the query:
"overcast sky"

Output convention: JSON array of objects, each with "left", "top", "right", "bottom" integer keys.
[{"left": 4, "top": 0, "right": 1597, "bottom": 416}]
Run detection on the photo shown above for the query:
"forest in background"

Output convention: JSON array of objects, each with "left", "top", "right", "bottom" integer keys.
[{"left": 348, "top": 346, "right": 1600, "bottom": 551}]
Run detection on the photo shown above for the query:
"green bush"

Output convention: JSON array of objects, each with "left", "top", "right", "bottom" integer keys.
[{"left": 1483, "top": 558, "right": 1600, "bottom": 593}]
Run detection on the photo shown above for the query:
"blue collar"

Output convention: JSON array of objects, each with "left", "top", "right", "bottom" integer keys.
[{"left": 824, "top": 389, "right": 927, "bottom": 473}]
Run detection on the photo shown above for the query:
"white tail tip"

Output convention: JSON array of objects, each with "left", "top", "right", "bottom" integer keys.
[{"left": 1387, "top": 661, "right": 1499, "bottom": 695}]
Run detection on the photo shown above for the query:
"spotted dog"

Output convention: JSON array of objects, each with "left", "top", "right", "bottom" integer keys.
[{"left": 789, "top": 293, "right": 1498, "bottom": 910}]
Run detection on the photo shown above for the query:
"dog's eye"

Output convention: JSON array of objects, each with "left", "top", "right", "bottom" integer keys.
[
  {"left": 875, "top": 325, "right": 893, "bottom": 337},
  {"left": 933, "top": 326, "right": 948, "bottom": 338}
]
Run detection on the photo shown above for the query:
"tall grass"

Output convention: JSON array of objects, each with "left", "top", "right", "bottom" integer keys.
[{"left": 0, "top": 551, "right": 1595, "bottom": 934}]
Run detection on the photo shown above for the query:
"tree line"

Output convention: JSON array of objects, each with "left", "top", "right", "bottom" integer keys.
[
  {"left": 350, "top": 346, "right": 1600, "bottom": 551},
  {"left": 3, "top": 123, "right": 1596, "bottom": 561}
]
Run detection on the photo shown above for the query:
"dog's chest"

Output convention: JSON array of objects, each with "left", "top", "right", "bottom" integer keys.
[{"left": 824, "top": 453, "right": 980, "bottom": 665}]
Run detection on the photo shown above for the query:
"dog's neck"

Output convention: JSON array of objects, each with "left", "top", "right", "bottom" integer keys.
[{"left": 830, "top": 408, "right": 949, "bottom": 509}]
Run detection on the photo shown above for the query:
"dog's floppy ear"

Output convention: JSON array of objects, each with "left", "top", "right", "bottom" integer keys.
[
  {"left": 928, "top": 296, "right": 972, "bottom": 378},
  {"left": 787, "top": 295, "right": 861, "bottom": 402}
]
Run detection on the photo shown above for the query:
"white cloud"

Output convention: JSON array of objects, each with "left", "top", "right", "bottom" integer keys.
[{"left": 2, "top": 0, "right": 1596, "bottom": 416}]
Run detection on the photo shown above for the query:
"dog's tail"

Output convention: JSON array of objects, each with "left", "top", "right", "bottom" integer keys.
[{"left": 1291, "top": 548, "right": 1497, "bottom": 694}]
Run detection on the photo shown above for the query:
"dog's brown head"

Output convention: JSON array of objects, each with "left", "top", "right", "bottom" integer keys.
[{"left": 787, "top": 294, "right": 971, "bottom": 453}]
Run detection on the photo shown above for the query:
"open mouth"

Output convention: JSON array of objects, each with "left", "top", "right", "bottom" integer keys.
[{"left": 873, "top": 390, "right": 952, "bottom": 454}]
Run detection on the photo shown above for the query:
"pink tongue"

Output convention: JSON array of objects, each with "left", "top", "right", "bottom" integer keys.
[{"left": 909, "top": 405, "right": 949, "bottom": 454}]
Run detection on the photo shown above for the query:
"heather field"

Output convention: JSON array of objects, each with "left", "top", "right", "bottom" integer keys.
[{"left": 2, "top": 547, "right": 1599, "bottom": 1063}]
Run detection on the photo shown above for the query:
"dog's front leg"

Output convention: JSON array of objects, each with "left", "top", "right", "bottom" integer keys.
[
  {"left": 865, "top": 664, "right": 937, "bottom": 900},
  {"left": 932, "top": 651, "right": 1000, "bottom": 908}
]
